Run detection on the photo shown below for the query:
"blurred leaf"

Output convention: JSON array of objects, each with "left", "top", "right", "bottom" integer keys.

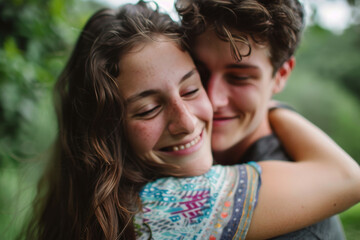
[{"left": 3, "top": 37, "right": 21, "bottom": 57}]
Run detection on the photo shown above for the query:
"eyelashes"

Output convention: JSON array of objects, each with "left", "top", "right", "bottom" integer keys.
[
  {"left": 225, "top": 74, "right": 250, "bottom": 81},
  {"left": 182, "top": 88, "right": 199, "bottom": 97},
  {"left": 132, "top": 88, "right": 200, "bottom": 119},
  {"left": 134, "top": 105, "right": 161, "bottom": 118}
]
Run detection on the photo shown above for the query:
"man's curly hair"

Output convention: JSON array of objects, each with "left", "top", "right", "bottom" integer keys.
[{"left": 176, "top": 0, "right": 304, "bottom": 73}]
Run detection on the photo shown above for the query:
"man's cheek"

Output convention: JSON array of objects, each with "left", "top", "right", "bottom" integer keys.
[{"left": 233, "top": 89, "right": 259, "bottom": 112}]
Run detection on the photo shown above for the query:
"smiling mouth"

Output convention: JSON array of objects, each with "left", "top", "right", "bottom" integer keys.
[
  {"left": 160, "top": 131, "right": 202, "bottom": 152},
  {"left": 172, "top": 135, "right": 201, "bottom": 152}
]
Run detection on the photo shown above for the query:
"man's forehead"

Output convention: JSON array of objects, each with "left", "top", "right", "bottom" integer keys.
[{"left": 193, "top": 27, "right": 270, "bottom": 57}]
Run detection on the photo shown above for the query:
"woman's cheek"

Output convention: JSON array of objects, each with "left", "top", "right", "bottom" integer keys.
[
  {"left": 127, "top": 121, "right": 160, "bottom": 154},
  {"left": 194, "top": 91, "right": 213, "bottom": 121}
]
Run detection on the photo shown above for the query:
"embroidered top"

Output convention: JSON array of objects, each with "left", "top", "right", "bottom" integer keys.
[{"left": 134, "top": 162, "right": 261, "bottom": 240}]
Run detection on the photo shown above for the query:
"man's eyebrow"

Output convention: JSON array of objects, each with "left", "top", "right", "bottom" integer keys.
[
  {"left": 194, "top": 59, "right": 258, "bottom": 70},
  {"left": 225, "top": 63, "right": 259, "bottom": 69},
  {"left": 126, "top": 69, "right": 197, "bottom": 104}
]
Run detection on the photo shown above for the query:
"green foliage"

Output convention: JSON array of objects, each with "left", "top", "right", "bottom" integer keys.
[
  {"left": 0, "top": 0, "right": 96, "bottom": 161},
  {"left": 346, "top": 0, "right": 359, "bottom": 5},
  {"left": 296, "top": 24, "right": 360, "bottom": 100},
  {"left": 275, "top": 24, "right": 360, "bottom": 162},
  {"left": 340, "top": 204, "right": 360, "bottom": 240},
  {"left": 0, "top": 0, "right": 104, "bottom": 238}
]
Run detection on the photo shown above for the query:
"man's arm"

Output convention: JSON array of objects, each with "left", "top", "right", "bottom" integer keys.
[{"left": 246, "top": 108, "right": 360, "bottom": 239}]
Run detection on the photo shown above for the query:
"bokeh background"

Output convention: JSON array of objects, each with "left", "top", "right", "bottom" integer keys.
[{"left": 1, "top": 0, "right": 359, "bottom": 239}]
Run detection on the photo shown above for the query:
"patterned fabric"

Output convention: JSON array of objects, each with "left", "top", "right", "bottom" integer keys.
[{"left": 134, "top": 163, "right": 261, "bottom": 240}]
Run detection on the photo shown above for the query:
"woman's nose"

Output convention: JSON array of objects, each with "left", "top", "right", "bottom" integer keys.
[{"left": 167, "top": 100, "right": 196, "bottom": 136}]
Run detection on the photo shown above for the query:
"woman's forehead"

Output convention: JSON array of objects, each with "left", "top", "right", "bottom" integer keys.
[{"left": 117, "top": 39, "right": 195, "bottom": 99}]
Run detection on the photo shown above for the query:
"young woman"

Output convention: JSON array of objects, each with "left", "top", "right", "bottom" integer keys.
[{"left": 22, "top": 1, "right": 360, "bottom": 240}]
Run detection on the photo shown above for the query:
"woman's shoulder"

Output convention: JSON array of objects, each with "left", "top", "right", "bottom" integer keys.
[
  {"left": 140, "top": 163, "right": 261, "bottom": 197},
  {"left": 136, "top": 163, "right": 261, "bottom": 239},
  {"left": 145, "top": 163, "right": 260, "bottom": 185}
]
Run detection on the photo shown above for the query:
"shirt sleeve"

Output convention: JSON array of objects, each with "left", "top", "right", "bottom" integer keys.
[{"left": 220, "top": 162, "right": 262, "bottom": 240}]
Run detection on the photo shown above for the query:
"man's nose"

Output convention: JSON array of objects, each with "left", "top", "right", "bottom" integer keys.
[{"left": 207, "top": 74, "right": 229, "bottom": 111}]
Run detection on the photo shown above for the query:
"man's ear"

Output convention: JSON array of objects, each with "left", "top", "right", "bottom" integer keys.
[{"left": 272, "top": 56, "right": 295, "bottom": 94}]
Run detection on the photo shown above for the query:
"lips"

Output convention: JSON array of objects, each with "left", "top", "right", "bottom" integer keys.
[
  {"left": 212, "top": 116, "right": 239, "bottom": 129},
  {"left": 213, "top": 114, "right": 239, "bottom": 120},
  {"left": 160, "top": 130, "right": 203, "bottom": 153},
  {"left": 214, "top": 117, "right": 236, "bottom": 121},
  {"left": 213, "top": 115, "right": 239, "bottom": 122}
]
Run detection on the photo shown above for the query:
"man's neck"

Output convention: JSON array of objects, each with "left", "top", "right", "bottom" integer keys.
[{"left": 213, "top": 116, "right": 273, "bottom": 165}]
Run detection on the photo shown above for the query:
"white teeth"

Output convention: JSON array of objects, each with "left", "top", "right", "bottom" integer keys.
[{"left": 172, "top": 135, "right": 201, "bottom": 152}]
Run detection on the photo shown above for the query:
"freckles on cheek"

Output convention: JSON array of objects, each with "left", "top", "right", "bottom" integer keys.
[{"left": 128, "top": 123, "right": 156, "bottom": 152}]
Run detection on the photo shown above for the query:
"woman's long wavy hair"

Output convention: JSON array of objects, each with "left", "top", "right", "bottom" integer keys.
[{"left": 22, "top": 1, "right": 184, "bottom": 239}]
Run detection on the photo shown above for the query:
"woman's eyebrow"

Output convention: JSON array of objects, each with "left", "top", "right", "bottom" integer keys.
[
  {"left": 126, "top": 90, "right": 158, "bottom": 104},
  {"left": 180, "top": 68, "right": 197, "bottom": 83}
]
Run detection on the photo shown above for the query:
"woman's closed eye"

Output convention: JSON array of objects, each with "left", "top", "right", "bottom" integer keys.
[
  {"left": 134, "top": 105, "right": 161, "bottom": 118},
  {"left": 181, "top": 88, "right": 199, "bottom": 98}
]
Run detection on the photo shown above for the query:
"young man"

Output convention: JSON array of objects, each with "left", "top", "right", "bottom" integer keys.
[{"left": 176, "top": 0, "right": 345, "bottom": 239}]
